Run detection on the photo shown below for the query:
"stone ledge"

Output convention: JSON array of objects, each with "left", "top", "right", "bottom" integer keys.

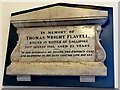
[{"left": 6, "top": 62, "right": 107, "bottom": 76}]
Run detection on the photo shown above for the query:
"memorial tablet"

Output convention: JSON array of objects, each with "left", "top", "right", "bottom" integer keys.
[
  {"left": 18, "top": 26, "right": 95, "bottom": 62},
  {"left": 6, "top": 4, "right": 108, "bottom": 82}
]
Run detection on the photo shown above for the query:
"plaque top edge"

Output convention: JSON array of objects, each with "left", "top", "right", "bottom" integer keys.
[{"left": 10, "top": 4, "right": 108, "bottom": 21}]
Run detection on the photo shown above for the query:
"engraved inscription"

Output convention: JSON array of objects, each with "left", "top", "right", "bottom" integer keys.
[{"left": 19, "top": 25, "right": 95, "bottom": 62}]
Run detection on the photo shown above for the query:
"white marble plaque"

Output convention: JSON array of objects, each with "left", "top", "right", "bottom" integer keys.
[{"left": 6, "top": 4, "right": 107, "bottom": 79}]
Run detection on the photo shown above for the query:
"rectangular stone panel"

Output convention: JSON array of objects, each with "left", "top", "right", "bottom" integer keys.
[{"left": 18, "top": 25, "right": 95, "bottom": 62}]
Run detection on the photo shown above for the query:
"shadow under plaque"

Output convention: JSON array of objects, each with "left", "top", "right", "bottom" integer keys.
[{"left": 3, "top": 3, "right": 114, "bottom": 88}]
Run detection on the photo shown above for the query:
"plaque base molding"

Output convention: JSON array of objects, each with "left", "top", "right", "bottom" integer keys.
[{"left": 7, "top": 62, "right": 107, "bottom": 76}]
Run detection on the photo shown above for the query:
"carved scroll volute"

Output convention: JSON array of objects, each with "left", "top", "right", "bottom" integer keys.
[
  {"left": 95, "top": 25, "right": 106, "bottom": 62},
  {"left": 11, "top": 28, "right": 21, "bottom": 62}
]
